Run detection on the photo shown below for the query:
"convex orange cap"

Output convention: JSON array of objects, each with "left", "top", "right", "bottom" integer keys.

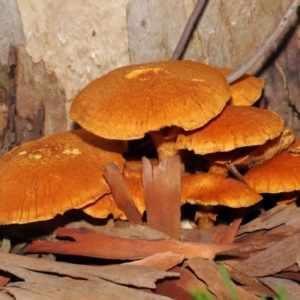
[
  {"left": 70, "top": 60, "right": 231, "bottom": 140},
  {"left": 0, "top": 129, "right": 125, "bottom": 224}
]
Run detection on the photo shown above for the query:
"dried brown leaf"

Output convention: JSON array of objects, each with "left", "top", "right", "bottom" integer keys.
[
  {"left": 172, "top": 266, "right": 211, "bottom": 294},
  {"left": 187, "top": 257, "right": 259, "bottom": 299},
  {"left": 155, "top": 266, "right": 215, "bottom": 300},
  {"left": 0, "top": 273, "right": 11, "bottom": 288},
  {"left": 235, "top": 232, "right": 300, "bottom": 277},
  {"left": 274, "top": 271, "right": 300, "bottom": 282},
  {"left": 259, "top": 277, "right": 300, "bottom": 299},
  {"left": 0, "top": 252, "right": 175, "bottom": 289},
  {"left": 125, "top": 252, "right": 184, "bottom": 271},
  {"left": 155, "top": 280, "right": 194, "bottom": 300},
  {"left": 226, "top": 232, "right": 284, "bottom": 259},
  {"left": 26, "top": 227, "right": 238, "bottom": 260},
  {"left": 3, "top": 274, "right": 171, "bottom": 300},
  {"left": 0, "top": 291, "right": 14, "bottom": 300},
  {"left": 223, "top": 264, "right": 276, "bottom": 297},
  {"left": 219, "top": 210, "right": 245, "bottom": 244},
  {"left": 238, "top": 203, "right": 299, "bottom": 235},
  {"left": 180, "top": 225, "right": 229, "bottom": 243},
  {"left": 103, "top": 162, "right": 143, "bottom": 225},
  {"left": 142, "top": 156, "right": 181, "bottom": 239}
]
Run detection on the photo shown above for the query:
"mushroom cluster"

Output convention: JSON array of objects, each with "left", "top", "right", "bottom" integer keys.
[
  {"left": 69, "top": 60, "right": 285, "bottom": 227},
  {"left": 0, "top": 60, "right": 296, "bottom": 228}
]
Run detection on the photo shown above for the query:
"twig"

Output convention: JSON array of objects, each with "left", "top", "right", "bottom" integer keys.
[
  {"left": 225, "top": 162, "right": 245, "bottom": 183},
  {"left": 171, "top": 0, "right": 207, "bottom": 60},
  {"left": 226, "top": 0, "right": 299, "bottom": 84}
]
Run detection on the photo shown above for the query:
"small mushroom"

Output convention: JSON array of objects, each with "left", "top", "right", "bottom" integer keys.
[
  {"left": 244, "top": 153, "right": 300, "bottom": 194},
  {"left": 181, "top": 173, "right": 262, "bottom": 208},
  {"left": 217, "top": 68, "right": 264, "bottom": 106},
  {"left": 181, "top": 172, "right": 262, "bottom": 229},
  {"left": 175, "top": 105, "right": 284, "bottom": 155}
]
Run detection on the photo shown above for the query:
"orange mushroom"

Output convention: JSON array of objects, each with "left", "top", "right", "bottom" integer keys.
[
  {"left": 217, "top": 68, "right": 264, "bottom": 106},
  {"left": 181, "top": 173, "right": 262, "bottom": 208},
  {"left": 175, "top": 105, "right": 284, "bottom": 155},
  {"left": 0, "top": 129, "right": 125, "bottom": 224},
  {"left": 70, "top": 60, "right": 231, "bottom": 161},
  {"left": 244, "top": 153, "right": 300, "bottom": 194}
]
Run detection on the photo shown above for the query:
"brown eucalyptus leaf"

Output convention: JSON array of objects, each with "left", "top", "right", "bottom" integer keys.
[
  {"left": 125, "top": 252, "right": 184, "bottom": 271},
  {"left": 142, "top": 156, "right": 181, "bottom": 239},
  {"left": 223, "top": 264, "right": 276, "bottom": 297},
  {"left": 155, "top": 266, "right": 215, "bottom": 300},
  {"left": 0, "top": 291, "right": 14, "bottom": 300},
  {"left": 25, "top": 227, "right": 238, "bottom": 260},
  {"left": 0, "top": 252, "right": 175, "bottom": 289},
  {"left": 103, "top": 162, "right": 143, "bottom": 225},
  {"left": 238, "top": 203, "right": 298, "bottom": 235},
  {"left": 180, "top": 225, "right": 229, "bottom": 243},
  {"left": 235, "top": 232, "right": 300, "bottom": 277},
  {"left": 187, "top": 257, "right": 259, "bottom": 300},
  {"left": 259, "top": 277, "right": 300, "bottom": 299},
  {"left": 3, "top": 276, "right": 171, "bottom": 300}
]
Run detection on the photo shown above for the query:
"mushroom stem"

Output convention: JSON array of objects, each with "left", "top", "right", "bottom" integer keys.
[
  {"left": 150, "top": 131, "right": 179, "bottom": 162},
  {"left": 208, "top": 161, "right": 229, "bottom": 177}
]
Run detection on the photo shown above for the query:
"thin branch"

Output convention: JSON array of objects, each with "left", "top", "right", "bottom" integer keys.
[
  {"left": 171, "top": 0, "right": 207, "bottom": 60},
  {"left": 226, "top": 0, "right": 299, "bottom": 84},
  {"left": 225, "top": 162, "right": 245, "bottom": 183}
]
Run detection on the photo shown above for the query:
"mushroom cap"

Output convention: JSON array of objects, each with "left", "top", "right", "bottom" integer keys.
[
  {"left": 175, "top": 105, "right": 284, "bottom": 155},
  {"left": 69, "top": 60, "right": 231, "bottom": 140},
  {"left": 181, "top": 173, "right": 262, "bottom": 207},
  {"left": 232, "top": 128, "right": 294, "bottom": 168},
  {"left": 287, "top": 137, "right": 300, "bottom": 153},
  {"left": 218, "top": 68, "right": 264, "bottom": 106},
  {"left": 244, "top": 153, "right": 300, "bottom": 194},
  {"left": 0, "top": 129, "right": 125, "bottom": 224}
]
